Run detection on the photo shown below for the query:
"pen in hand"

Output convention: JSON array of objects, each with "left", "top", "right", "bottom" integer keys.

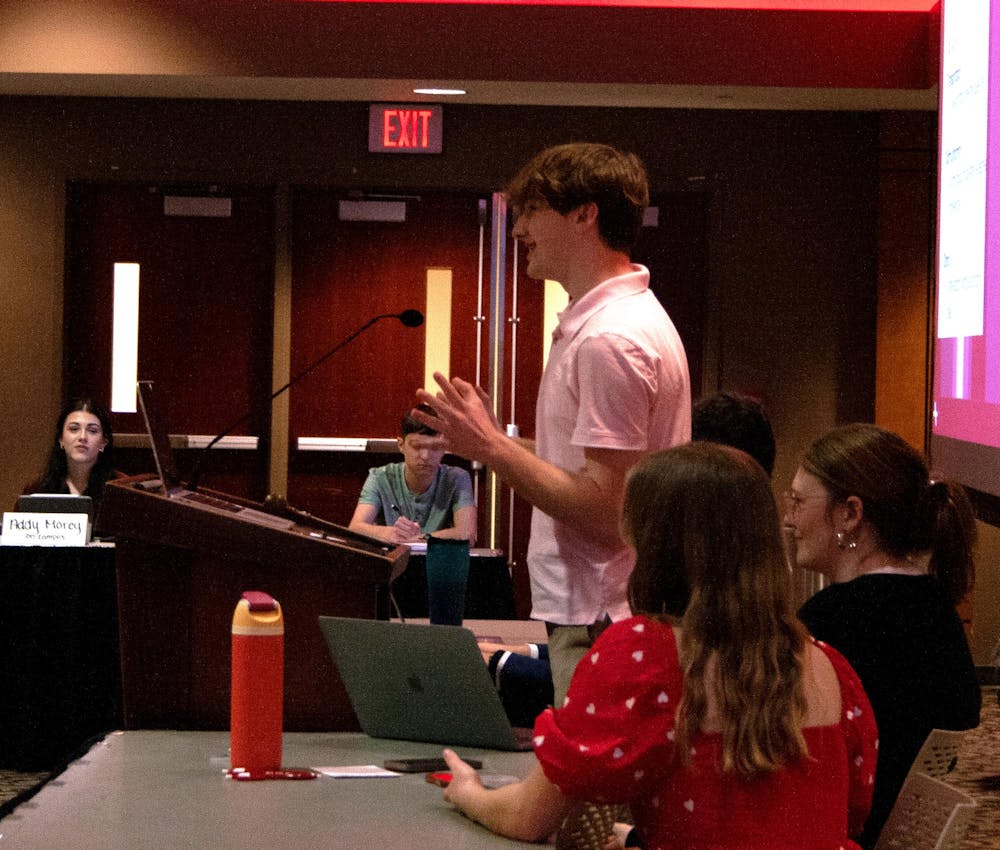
[{"left": 390, "top": 504, "right": 422, "bottom": 541}]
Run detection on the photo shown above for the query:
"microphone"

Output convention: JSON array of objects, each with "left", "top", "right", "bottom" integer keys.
[
  {"left": 398, "top": 308, "right": 424, "bottom": 327},
  {"left": 187, "top": 309, "right": 424, "bottom": 492}
]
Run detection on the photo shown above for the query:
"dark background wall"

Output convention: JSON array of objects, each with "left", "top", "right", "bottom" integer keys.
[
  {"left": 0, "top": 95, "right": 880, "bottom": 485},
  {"left": 5, "top": 94, "right": 995, "bottom": 658}
]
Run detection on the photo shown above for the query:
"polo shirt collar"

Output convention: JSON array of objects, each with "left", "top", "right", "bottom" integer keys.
[{"left": 551, "top": 264, "right": 650, "bottom": 342}]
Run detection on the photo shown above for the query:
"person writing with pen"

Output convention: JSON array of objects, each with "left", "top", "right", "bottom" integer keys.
[{"left": 348, "top": 404, "right": 477, "bottom": 546}]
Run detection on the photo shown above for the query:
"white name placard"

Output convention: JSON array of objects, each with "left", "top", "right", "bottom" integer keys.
[{"left": 1, "top": 512, "right": 89, "bottom": 547}]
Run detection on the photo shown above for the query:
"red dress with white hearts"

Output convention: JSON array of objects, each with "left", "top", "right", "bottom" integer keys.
[{"left": 533, "top": 616, "right": 877, "bottom": 850}]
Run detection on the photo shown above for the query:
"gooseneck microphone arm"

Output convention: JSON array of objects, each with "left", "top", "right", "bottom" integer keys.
[{"left": 187, "top": 309, "right": 424, "bottom": 492}]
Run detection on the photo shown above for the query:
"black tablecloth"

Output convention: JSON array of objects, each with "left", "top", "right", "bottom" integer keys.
[
  {"left": 389, "top": 551, "right": 516, "bottom": 621},
  {"left": 0, "top": 545, "right": 122, "bottom": 770}
]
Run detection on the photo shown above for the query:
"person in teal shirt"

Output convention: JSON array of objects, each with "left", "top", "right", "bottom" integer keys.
[{"left": 349, "top": 405, "right": 477, "bottom": 545}]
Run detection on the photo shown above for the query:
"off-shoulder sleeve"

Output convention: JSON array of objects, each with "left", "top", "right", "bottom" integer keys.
[
  {"left": 818, "top": 640, "right": 878, "bottom": 838},
  {"left": 532, "top": 616, "right": 683, "bottom": 802}
]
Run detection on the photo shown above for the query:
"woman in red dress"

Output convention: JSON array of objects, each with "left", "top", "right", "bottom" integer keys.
[{"left": 441, "top": 442, "right": 878, "bottom": 849}]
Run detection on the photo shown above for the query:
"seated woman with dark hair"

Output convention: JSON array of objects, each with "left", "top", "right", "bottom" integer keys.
[
  {"left": 440, "top": 443, "right": 878, "bottom": 849},
  {"left": 24, "top": 398, "right": 121, "bottom": 530},
  {"left": 786, "top": 423, "right": 981, "bottom": 850}
]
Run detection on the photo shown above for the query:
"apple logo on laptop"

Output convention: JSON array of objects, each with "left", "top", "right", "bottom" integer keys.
[{"left": 407, "top": 674, "right": 424, "bottom": 693}]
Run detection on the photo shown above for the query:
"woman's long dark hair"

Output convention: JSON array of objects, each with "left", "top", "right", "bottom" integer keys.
[
  {"left": 34, "top": 398, "right": 116, "bottom": 501},
  {"left": 624, "top": 442, "right": 808, "bottom": 777}
]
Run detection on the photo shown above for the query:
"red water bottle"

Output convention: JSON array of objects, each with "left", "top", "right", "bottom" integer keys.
[{"left": 230, "top": 590, "right": 284, "bottom": 776}]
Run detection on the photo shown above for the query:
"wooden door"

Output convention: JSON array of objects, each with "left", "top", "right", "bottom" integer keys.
[
  {"left": 63, "top": 183, "right": 275, "bottom": 499},
  {"left": 288, "top": 191, "right": 495, "bottom": 522}
]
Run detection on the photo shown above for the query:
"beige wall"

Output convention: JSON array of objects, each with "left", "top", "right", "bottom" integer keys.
[
  {"left": 0, "top": 113, "right": 66, "bottom": 505},
  {"left": 972, "top": 523, "right": 1000, "bottom": 664}
]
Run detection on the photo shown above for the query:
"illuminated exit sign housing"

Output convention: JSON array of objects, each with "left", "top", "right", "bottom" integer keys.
[{"left": 369, "top": 104, "right": 443, "bottom": 154}]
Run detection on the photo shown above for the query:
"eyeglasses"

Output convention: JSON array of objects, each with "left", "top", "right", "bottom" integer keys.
[{"left": 782, "top": 490, "right": 827, "bottom": 517}]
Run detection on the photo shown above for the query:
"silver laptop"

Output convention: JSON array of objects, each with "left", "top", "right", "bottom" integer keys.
[
  {"left": 318, "top": 616, "right": 535, "bottom": 751},
  {"left": 136, "top": 380, "right": 292, "bottom": 530}
]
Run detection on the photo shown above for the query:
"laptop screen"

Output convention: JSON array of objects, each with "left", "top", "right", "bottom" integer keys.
[
  {"left": 318, "top": 616, "right": 533, "bottom": 751},
  {"left": 15, "top": 493, "right": 94, "bottom": 520},
  {"left": 137, "top": 380, "right": 181, "bottom": 493}
]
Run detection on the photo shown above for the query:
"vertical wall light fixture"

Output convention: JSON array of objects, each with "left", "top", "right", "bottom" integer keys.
[
  {"left": 110, "top": 262, "right": 140, "bottom": 412},
  {"left": 424, "top": 268, "right": 453, "bottom": 392},
  {"left": 542, "top": 279, "right": 569, "bottom": 369}
]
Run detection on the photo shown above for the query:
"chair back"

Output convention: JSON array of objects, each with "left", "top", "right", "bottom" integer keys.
[
  {"left": 905, "top": 728, "right": 966, "bottom": 784},
  {"left": 555, "top": 803, "right": 628, "bottom": 850},
  {"left": 874, "top": 772, "right": 977, "bottom": 850}
]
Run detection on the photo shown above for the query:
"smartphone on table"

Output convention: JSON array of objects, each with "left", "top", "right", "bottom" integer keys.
[
  {"left": 427, "top": 771, "right": 519, "bottom": 789},
  {"left": 383, "top": 756, "right": 482, "bottom": 773}
]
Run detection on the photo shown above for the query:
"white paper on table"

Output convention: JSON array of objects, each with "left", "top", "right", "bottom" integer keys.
[{"left": 314, "top": 764, "right": 401, "bottom": 778}]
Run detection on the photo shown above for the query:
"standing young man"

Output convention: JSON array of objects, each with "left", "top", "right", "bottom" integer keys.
[{"left": 416, "top": 143, "right": 690, "bottom": 699}]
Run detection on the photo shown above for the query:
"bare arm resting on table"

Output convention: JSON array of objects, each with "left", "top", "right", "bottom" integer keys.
[
  {"left": 416, "top": 373, "right": 639, "bottom": 548},
  {"left": 348, "top": 502, "right": 477, "bottom": 547},
  {"left": 348, "top": 503, "right": 423, "bottom": 543},
  {"left": 442, "top": 749, "right": 572, "bottom": 842},
  {"left": 424, "top": 503, "right": 477, "bottom": 546}
]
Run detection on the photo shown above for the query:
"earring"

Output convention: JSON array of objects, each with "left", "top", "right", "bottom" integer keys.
[{"left": 836, "top": 531, "right": 857, "bottom": 551}]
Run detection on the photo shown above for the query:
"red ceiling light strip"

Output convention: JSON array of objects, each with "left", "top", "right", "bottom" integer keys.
[{"left": 299, "top": 1, "right": 938, "bottom": 11}]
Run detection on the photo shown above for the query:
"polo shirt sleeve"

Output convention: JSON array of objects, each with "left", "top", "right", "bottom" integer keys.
[{"left": 572, "top": 332, "right": 659, "bottom": 450}]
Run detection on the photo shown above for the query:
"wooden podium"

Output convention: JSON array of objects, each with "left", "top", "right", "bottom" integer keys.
[{"left": 101, "top": 476, "right": 409, "bottom": 732}]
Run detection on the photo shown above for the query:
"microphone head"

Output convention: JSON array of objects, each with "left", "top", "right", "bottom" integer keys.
[{"left": 398, "top": 309, "right": 425, "bottom": 327}]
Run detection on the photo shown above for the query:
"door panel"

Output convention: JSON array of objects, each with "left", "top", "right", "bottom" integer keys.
[
  {"left": 64, "top": 183, "right": 275, "bottom": 499},
  {"left": 288, "top": 191, "right": 490, "bottom": 522}
]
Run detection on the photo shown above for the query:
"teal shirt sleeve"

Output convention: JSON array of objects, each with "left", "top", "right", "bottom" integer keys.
[
  {"left": 418, "top": 465, "right": 475, "bottom": 534},
  {"left": 448, "top": 465, "right": 475, "bottom": 511},
  {"left": 356, "top": 463, "right": 404, "bottom": 525}
]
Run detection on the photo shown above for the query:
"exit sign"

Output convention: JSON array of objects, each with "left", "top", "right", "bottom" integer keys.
[{"left": 369, "top": 104, "right": 443, "bottom": 154}]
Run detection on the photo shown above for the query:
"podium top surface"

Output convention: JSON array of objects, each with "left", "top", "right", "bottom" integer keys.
[{"left": 100, "top": 475, "right": 409, "bottom": 581}]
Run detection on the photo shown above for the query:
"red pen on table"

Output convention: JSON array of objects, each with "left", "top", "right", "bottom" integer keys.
[{"left": 227, "top": 767, "right": 318, "bottom": 781}]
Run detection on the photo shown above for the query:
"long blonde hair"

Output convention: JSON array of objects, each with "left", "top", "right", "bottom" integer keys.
[{"left": 625, "top": 443, "right": 808, "bottom": 776}]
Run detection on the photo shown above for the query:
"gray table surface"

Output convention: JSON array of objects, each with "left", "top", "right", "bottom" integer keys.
[{"left": 0, "top": 730, "right": 542, "bottom": 849}]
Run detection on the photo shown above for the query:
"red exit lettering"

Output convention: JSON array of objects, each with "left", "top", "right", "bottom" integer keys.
[{"left": 382, "top": 109, "right": 434, "bottom": 149}]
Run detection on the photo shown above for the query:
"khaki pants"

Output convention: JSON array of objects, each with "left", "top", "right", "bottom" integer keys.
[{"left": 545, "top": 616, "right": 612, "bottom": 704}]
